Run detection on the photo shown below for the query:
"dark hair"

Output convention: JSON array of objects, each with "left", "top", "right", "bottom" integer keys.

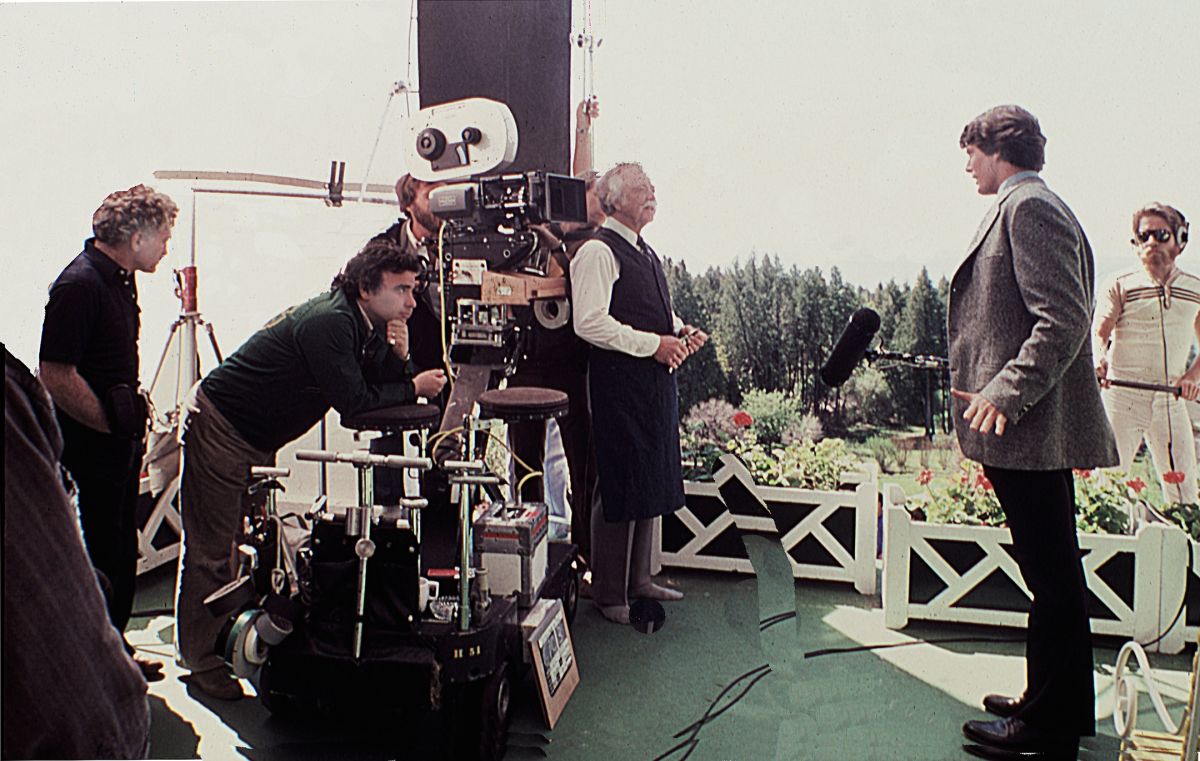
[
  {"left": 1132, "top": 202, "right": 1188, "bottom": 237},
  {"left": 331, "top": 239, "right": 421, "bottom": 299},
  {"left": 959, "top": 105, "right": 1046, "bottom": 171},
  {"left": 394, "top": 174, "right": 438, "bottom": 212}
]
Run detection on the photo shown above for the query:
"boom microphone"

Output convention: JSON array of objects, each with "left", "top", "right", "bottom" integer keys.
[{"left": 820, "top": 308, "right": 882, "bottom": 387}]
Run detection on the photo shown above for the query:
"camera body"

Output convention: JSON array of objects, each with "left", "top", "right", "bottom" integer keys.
[{"left": 406, "top": 98, "right": 586, "bottom": 370}]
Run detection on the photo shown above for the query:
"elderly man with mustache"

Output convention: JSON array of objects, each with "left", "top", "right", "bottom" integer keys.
[{"left": 570, "top": 162, "right": 707, "bottom": 625}]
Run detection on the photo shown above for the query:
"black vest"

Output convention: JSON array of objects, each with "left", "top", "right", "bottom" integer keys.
[
  {"left": 592, "top": 228, "right": 675, "bottom": 338},
  {"left": 586, "top": 227, "right": 685, "bottom": 522}
]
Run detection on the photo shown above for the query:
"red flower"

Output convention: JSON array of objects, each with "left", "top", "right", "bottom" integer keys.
[
  {"left": 916, "top": 469, "right": 934, "bottom": 486},
  {"left": 1163, "top": 470, "right": 1187, "bottom": 485},
  {"left": 1073, "top": 468, "right": 1092, "bottom": 479},
  {"left": 731, "top": 411, "right": 753, "bottom": 428},
  {"left": 975, "top": 472, "right": 994, "bottom": 491},
  {"left": 1125, "top": 477, "right": 1147, "bottom": 494}
]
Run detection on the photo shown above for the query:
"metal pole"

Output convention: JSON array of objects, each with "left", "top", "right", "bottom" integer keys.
[
  {"left": 457, "top": 422, "right": 475, "bottom": 631},
  {"left": 353, "top": 464, "right": 375, "bottom": 659}
]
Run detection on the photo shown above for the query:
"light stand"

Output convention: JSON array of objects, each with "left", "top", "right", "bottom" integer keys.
[
  {"left": 865, "top": 349, "right": 950, "bottom": 440},
  {"left": 137, "top": 191, "right": 225, "bottom": 574}
]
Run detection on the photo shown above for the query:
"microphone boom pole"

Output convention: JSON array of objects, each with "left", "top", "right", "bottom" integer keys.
[{"left": 1105, "top": 378, "right": 1183, "bottom": 396}]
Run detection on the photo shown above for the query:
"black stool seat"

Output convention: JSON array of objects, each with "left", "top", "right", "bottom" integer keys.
[
  {"left": 341, "top": 404, "right": 442, "bottom": 433},
  {"left": 477, "top": 387, "right": 568, "bottom": 422}
]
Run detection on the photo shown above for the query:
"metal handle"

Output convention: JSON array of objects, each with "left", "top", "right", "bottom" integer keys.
[{"left": 250, "top": 466, "right": 291, "bottom": 478}]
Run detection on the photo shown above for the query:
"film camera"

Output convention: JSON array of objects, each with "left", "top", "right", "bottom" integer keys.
[{"left": 404, "top": 98, "right": 587, "bottom": 369}]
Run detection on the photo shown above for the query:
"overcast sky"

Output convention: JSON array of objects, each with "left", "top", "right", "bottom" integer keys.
[{"left": 4, "top": 0, "right": 1199, "bottom": 374}]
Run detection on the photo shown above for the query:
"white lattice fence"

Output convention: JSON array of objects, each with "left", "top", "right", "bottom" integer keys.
[
  {"left": 882, "top": 484, "right": 1191, "bottom": 653},
  {"left": 660, "top": 454, "right": 878, "bottom": 595}
]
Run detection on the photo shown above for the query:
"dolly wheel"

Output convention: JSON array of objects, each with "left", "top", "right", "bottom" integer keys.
[
  {"left": 256, "top": 660, "right": 310, "bottom": 719},
  {"left": 562, "top": 568, "right": 580, "bottom": 625},
  {"left": 478, "top": 664, "right": 511, "bottom": 761}
]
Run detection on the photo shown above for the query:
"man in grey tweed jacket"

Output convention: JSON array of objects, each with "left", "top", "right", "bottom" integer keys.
[{"left": 949, "top": 105, "right": 1118, "bottom": 760}]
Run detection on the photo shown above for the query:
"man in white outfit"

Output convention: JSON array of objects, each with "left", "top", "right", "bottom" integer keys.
[{"left": 1094, "top": 202, "right": 1200, "bottom": 504}]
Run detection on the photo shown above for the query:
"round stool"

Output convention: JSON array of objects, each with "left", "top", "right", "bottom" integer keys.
[
  {"left": 477, "top": 387, "right": 568, "bottom": 422},
  {"left": 341, "top": 403, "right": 442, "bottom": 433}
]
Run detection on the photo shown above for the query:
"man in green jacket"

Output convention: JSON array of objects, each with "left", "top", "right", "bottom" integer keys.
[{"left": 175, "top": 239, "right": 445, "bottom": 699}]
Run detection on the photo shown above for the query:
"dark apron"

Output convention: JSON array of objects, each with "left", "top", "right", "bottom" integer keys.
[{"left": 589, "top": 349, "right": 685, "bottom": 522}]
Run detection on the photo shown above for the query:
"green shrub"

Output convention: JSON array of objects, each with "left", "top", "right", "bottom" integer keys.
[
  {"left": 1161, "top": 503, "right": 1200, "bottom": 541},
  {"left": 908, "top": 464, "right": 1141, "bottom": 535},
  {"left": 727, "top": 435, "right": 860, "bottom": 491},
  {"left": 680, "top": 398, "right": 751, "bottom": 480},
  {"left": 863, "top": 435, "right": 899, "bottom": 473},
  {"left": 740, "top": 389, "right": 801, "bottom": 446}
]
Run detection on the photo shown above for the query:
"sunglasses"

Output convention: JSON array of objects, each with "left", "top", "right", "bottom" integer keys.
[{"left": 1133, "top": 228, "right": 1174, "bottom": 245}]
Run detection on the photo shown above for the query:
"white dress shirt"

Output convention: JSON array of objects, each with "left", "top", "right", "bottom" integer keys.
[{"left": 570, "top": 217, "right": 683, "bottom": 357}]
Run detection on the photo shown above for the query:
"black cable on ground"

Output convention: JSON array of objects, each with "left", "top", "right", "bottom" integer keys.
[
  {"left": 805, "top": 635, "right": 1024, "bottom": 659},
  {"left": 759, "top": 611, "right": 796, "bottom": 631},
  {"left": 652, "top": 664, "right": 773, "bottom": 761}
]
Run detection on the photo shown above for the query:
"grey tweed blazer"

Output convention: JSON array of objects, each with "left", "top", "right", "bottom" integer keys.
[{"left": 948, "top": 175, "right": 1118, "bottom": 470}]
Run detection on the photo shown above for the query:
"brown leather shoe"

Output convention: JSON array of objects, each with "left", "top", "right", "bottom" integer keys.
[
  {"left": 962, "top": 717, "right": 1078, "bottom": 757},
  {"left": 183, "top": 667, "right": 245, "bottom": 701},
  {"left": 982, "top": 693, "right": 1025, "bottom": 718}
]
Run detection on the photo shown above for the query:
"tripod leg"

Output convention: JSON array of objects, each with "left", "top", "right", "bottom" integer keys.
[
  {"left": 202, "top": 321, "right": 224, "bottom": 365},
  {"left": 147, "top": 319, "right": 184, "bottom": 399}
]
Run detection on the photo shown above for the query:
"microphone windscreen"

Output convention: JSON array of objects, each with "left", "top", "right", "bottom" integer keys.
[{"left": 819, "top": 308, "right": 882, "bottom": 387}]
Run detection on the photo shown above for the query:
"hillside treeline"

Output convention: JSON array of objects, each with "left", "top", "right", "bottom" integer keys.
[{"left": 665, "top": 254, "right": 950, "bottom": 433}]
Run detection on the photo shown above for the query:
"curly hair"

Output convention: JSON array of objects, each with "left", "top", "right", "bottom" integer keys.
[
  {"left": 959, "top": 105, "right": 1046, "bottom": 171},
  {"left": 1132, "top": 202, "right": 1188, "bottom": 241},
  {"left": 91, "top": 185, "right": 179, "bottom": 245},
  {"left": 330, "top": 239, "right": 422, "bottom": 299},
  {"left": 595, "top": 162, "right": 647, "bottom": 216}
]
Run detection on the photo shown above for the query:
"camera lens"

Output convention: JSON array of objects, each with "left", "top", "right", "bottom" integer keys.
[{"left": 416, "top": 128, "right": 447, "bottom": 160}]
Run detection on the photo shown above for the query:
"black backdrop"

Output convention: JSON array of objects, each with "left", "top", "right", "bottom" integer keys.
[{"left": 417, "top": 0, "right": 572, "bottom": 174}]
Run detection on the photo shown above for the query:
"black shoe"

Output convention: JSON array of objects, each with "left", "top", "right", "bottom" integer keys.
[
  {"left": 962, "top": 718, "right": 1078, "bottom": 758},
  {"left": 963, "top": 742, "right": 1073, "bottom": 760},
  {"left": 982, "top": 693, "right": 1026, "bottom": 718}
]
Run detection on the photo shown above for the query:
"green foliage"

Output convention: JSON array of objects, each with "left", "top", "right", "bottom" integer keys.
[
  {"left": 840, "top": 366, "right": 899, "bottom": 427},
  {"left": 740, "top": 389, "right": 801, "bottom": 446},
  {"left": 728, "top": 435, "right": 860, "bottom": 491},
  {"left": 1161, "top": 503, "right": 1200, "bottom": 542},
  {"left": 650, "top": 250, "right": 956, "bottom": 432},
  {"left": 910, "top": 461, "right": 1005, "bottom": 527},
  {"left": 664, "top": 260, "right": 730, "bottom": 415},
  {"left": 680, "top": 398, "right": 744, "bottom": 480},
  {"left": 891, "top": 267, "right": 949, "bottom": 426},
  {"left": 909, "top": 464, "right": 1143, "bottom": 535},
  {"left": 862, "top": 435, "right": 899, "bottom": 473},
  {"left": 1072, "top": 470, "right": 1133, "bottom": 535}
]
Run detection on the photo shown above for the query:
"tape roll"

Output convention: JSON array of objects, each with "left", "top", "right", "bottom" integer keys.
[{"left": 534, "top": 298, "right": 570, "bottom": 330}]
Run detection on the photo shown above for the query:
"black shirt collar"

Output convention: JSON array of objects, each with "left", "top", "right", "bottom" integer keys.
[{"left": 83, "top": 238, "right": 132, "bottom": 283}]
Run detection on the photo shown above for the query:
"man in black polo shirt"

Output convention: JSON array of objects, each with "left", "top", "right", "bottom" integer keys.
[
  {"left": 175, "top": 239, "right": 445, "bottom": 699},
  {"left": 40, "top": 184, "right": 178, "bottom": 681}
]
